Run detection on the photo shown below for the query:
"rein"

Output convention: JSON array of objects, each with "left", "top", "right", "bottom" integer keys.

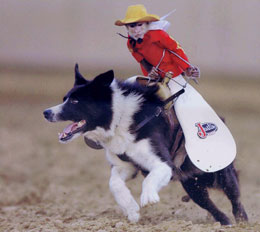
[
  {"left": 155, "top": 48, "right": 200, "bottom": 87},
  {"left": 155, "top": 49, "right": 191, "bottom": 89}
]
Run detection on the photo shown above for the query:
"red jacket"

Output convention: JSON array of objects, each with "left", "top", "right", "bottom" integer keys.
[{"left": 127, "top": 30, "right": 189, "bottom": 78}]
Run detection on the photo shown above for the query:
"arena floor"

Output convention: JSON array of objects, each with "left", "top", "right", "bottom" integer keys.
[{"left": 0, "top": 71, "right": 259, "bottom": 231}]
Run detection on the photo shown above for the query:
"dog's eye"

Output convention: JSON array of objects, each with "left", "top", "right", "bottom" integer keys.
[{"left": 70, "top": 99, "right": 79, "bottom": 104}]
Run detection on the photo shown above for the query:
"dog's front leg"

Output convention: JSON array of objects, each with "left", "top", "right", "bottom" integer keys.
[
  {"left": 109, "top": 165, "right": 140, "bottom": 222},
  {"left": 140, "top": 163, "right": 172, "bottom": 207}
]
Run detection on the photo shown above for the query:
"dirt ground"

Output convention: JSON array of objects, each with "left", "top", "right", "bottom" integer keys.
[{"left": 0, "top": 71, "right": 260, "bottom": 232}]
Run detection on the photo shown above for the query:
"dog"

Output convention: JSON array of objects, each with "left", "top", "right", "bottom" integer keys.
[{"left": 43, "top": 64, "right": 248, "bottom": 225}]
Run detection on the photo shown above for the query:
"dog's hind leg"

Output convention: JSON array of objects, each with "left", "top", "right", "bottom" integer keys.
[
  {"left": 109, "top": 163, "right": 140, "bottom": 222},
  {"left": 181, "top": 177, "right": 232, "bottom": 225},
  {"left": 217, "top": 165, "right": 248, "bottom": 223}
]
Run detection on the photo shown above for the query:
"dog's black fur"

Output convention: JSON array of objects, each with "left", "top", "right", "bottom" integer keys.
[{"left": 44, "top": 65, "right": 248, "bottom": 225}]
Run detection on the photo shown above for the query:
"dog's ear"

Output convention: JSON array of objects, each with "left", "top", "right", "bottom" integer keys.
[
  {"left": 93, "top": 70, "right": 114, "bottom": 87},
  {"left": 74, "top": 63, "right": 88, "bottom": 86}
]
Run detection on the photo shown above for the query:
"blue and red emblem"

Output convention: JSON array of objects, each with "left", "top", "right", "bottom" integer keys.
[{"left": 195, "top": 122, "right": 218, "bottom": 139}]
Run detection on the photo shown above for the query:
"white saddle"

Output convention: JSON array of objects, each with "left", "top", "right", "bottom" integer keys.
[{"left": 168, "top": 75, "right": 236, "bottom": 172}]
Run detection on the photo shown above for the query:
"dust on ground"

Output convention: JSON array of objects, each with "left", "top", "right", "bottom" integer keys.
[{"left": 0, "top": 71, "right": 260, "bottom": 231}]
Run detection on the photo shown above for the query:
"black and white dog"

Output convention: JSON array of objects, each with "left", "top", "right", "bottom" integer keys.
[{"left": 43, "top": 64, "right": 248, "bottom": 225}]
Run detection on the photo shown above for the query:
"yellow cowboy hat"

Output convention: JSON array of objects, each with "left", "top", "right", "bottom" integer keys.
[{"left": 115, "top": 4, "right": 160, "bottom": 26}]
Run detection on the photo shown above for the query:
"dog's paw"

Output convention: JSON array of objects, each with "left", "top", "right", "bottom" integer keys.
[
  {"left": 127, "top": 210, "right": 140, "bottom": 223},
  {"left": 140, "top": 188, "right": 160, "bottom": 207},
  {"left": 123, "top": 199, "right": 140, "bottom": 223}
]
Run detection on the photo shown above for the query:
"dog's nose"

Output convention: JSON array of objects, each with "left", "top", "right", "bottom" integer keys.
[{"left": 43, "top": 109, "right": 53, "bottom": 120}]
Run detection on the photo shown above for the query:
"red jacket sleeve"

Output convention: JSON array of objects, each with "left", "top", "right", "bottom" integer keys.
[{"left": 155, "top": 30, "right": 190, "bottom": 70}]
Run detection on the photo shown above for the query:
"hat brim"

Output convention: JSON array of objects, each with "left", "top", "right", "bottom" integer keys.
[{"left": 115, "top": 15, "right": 160, "bottom": 26}]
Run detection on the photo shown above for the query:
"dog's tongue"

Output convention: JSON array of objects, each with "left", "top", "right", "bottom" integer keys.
[
  {"left": 59, "top": 120, "right": 86, "bottom": 140},
  {"left": 63, "top": 122, "right": 78, "bottom": 134}
]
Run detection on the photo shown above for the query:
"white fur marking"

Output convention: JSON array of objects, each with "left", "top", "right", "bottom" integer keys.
[
  {"left": 107, "top": 150, "right": 140, "bottom": 222},
  {"left": 47, "top": 99, "right": 68, "bottom": 122},
  {"left": 84, "top": 81, "right": 143, "bottom": 154},
  {"left": 126, "top": 139, "right": 172, "bottom": 207},
  {"left": 140, "top": 163, "right": 172, "bottom": 207}
]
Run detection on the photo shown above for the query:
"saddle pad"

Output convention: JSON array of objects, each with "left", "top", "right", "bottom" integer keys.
[{"left": 169, "top": 76, "right": 236, "bottom": 172}]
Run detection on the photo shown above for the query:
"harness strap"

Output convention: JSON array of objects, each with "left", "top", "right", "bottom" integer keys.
[
  {"left": 134, "top": 89, "right": 185, "bottom": 132},
  {"left": 136, "top": 76, "right": 163, "bottom": 83},
  {"left": 162, "top": 88, "right": 185, "bottom": 107}
]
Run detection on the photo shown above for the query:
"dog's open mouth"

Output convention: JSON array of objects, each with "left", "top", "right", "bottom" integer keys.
[{"left": 58, "top": 120, "right": 86, "bottom": 142}]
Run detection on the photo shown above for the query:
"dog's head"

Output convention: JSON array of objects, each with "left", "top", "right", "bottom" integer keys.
[{"left": 43, "top": 64, "right": 114, "bottom": 143}]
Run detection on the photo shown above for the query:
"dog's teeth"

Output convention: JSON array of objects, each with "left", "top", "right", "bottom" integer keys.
[
  {"left": 78, "top": 120, "right": 85, "bottom": 127},
  {"left": 58, "top": 132, "right": 67, "bottom": 139}
]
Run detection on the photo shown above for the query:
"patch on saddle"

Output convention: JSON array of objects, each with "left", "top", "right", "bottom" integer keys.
[{"left": 195, "top": 122, "right": 218, "bottom": 139}]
